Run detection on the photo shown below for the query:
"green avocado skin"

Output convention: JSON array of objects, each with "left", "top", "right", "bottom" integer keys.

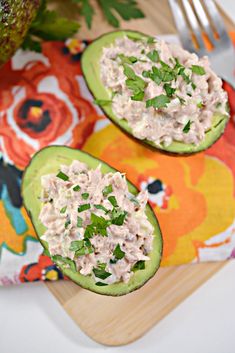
[
  {"left": 22, "top": 146, "right": 163, "bottom": 296},
  {"left": 81, "top": 30, "right": 230, "bottom": 155},
  {"left": 0, "top": 0, "right": 40, "bottom": 66}
]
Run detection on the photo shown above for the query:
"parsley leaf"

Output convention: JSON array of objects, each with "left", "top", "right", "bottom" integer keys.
[
  {"left": 70, "top": 239, "right": 94, "bottom": 257},
  {"left": 113, "top": 244, "right": 125, "bottom": 260},
  {"left": 110, "top": 208, "right": 128, "bottom": 225},
  {"left": 60, "top": 206, "right": 67, "bottom": 214},
  {"left": 77, "top": 216, "right": 83, "bottom": 227},
  {"left": 108, "top": 196, "right": 118, "bottom": 207},
  {"left": 85, "top": 213, "right": 110, "bottom": 238},
  {"left": 98, "top": 0, "right": 145, "bottom": 28},
  {"left": 77, "top": 204, "right": 91, "bottom": 212},
  {"left": 123, "top": 64, "right": 136, "bottom": 79},
  {"left": 102, "top": 184, "right": 113, "bottom": 197},
  {"left": 191, "top": 65, "right": 205, "bottom": 75},
  {"left": 52, "top": 255, "right": 77, "bottom": 272},
  {"left": 163, "top": 83, "right": 176, "bottom": 97},
  {"left": 183, "top": 120, "right": 191, "bottom": 133},
  {"left": 176, "top": 95, "right": 186, "bottom": 105},
  {"left": 82, "top": 193, "right": 89, "bottom": 200},
  {"left": 123, "top": 64, "right": 146, "bottom": 99},
  {"left": 197, "top": 101, "right": 203, "bottom": 108},
  {"left": 72, "top": 0, "right": 94, "bottom": 29},
  {"left": 94, "top": 204, "right": 109, "bottom": 213},
  {"left": 93, "top": 264, "right": 111, "bottom": 280},
  {"left": 178, "top": 67, "right": 191, "bottom": 84},
  {"left": 146, "top": 94, "right": 170, "bottom": 109},
  {"left": 29, "top": 2, "right": 79, "bottom": 41},
  {"left": 21, "top": 35, "right": 42, "bottom": 53},
  {"left": 147, "top": 49, "right": 159, "bottom": 62},
  {"left": 118, "top": 54, "right": 138, "bottom": 64},
  {"left": 65, "top": 219, "right": 71, "bottom": 229},
  {"left": 131, "top": 91, "right": 145, "bottom": 101},
  {"left": 147, "top": 36, "right": 156, "bottom": 44},
  {"left": 73, "top": 185, "right": 81, "bottom": 192},
  {"left": 95, "top": 281, "right": 108, "bottom": 286},
  {"left": 57, "top": 171, "right": 69, "bottom": 181},
  {"left": 132, "top": 260, "right": 145, "bottom": 271}
]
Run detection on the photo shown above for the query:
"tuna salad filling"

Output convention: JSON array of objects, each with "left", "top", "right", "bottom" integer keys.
[
  {"left": 39, "top": 160, "right": 154, "bottom": 286},
  {"left": 99, "top": 35, "right": 228, "bottom": 146}
]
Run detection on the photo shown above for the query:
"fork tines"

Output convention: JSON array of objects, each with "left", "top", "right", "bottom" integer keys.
[{"left": 169, "top": 0, "right": 231, "bottom": 55}]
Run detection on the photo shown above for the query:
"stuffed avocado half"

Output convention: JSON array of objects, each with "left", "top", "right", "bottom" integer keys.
[
  {"left": 22, "top": 146, "right": 162, "bottom": 296},
  {"left": 81, "top": 30, "right": 229, "bottom": 154}
]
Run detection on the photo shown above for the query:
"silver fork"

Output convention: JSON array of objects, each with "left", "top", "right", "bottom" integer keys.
[{"left": 169, "top": 0, "right": 235, "bottom": 87}]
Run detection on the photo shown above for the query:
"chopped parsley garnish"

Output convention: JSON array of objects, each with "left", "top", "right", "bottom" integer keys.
[
  {"left": 102, "top": 184, "right": 113, "bottom": 197},
  {"left": 216, "top": 102, "right": 222, "bottom": 109},
  {"left": 84, "top": 224, "right": 95, "bottom": 238},
  {"left": 70, "top": 239, "right": 93, "bottom": 257},
  {"left": 187, "top": 93, "right": 192, "bottom": 97},
  {"left": 77, "top": 216, "right": 83, "bottom": 228},
  {"left": 123, "top": 64, "right": 146, "bottom": 101},
  {"left": 73, "top": 184, "right": 81, "bottom": 192},
  {"left": 178, "top": 67, "right": 191, "bottom": 84},
  {"left": 141, "top": 49, "right": 145, "bottom": 54},
  {"left": 132, "top": 260, "right": 145, "bottom": 271},
  {"left": 56, "top": 171, "right": 69, "bottom": 181},
  {"left": 60, "top": 206, "right": 67, "bottom": 214},
  {"left": 77, "top": 204, "right": 91, "bottom": 213},
  {"left": 147, "top": 49, "right": 159, "bottom": 63},
  {"left": 110, "top": 208, "right": 128, "bottom": 225},
  {"left": 131, "top": 91, "right": 145, "bottom": 101},
  {"left": 191, "top": 82, "right": 197, "bottom": 90},
  {"left": 146, "top": 94, "right": 170, "bottom": 109},
  {"left": 191, "top": 65, "right": 205, "bottom": 75},
  {"left": 65, "top": 219, "right": 71, "bottom": 228},
  {"left": 94, "top": 204, "right": 109, "bottom": 213},
  {"left": 163, "top": 83, "right": 176, "bottom": 97},
  {"left": 183, "top": 120, "right": 191, "bottom": 133},
  {"left": 84, "top": 213, "right": 110, "bottom": 238},
  {"left": 108, "top": 196, "right": 118, "bottom": 207},
  {"left": 113, "top": 244, "right": 125, "bottom": 260},
  {"left": 90, "top": 213, "right": 110, "bottom": 236},
  {"left": 82, "top": 193, "right": 89, "bottom": 200},
  {"left": 95, "top": 282, "right": 108, "bottom": 286},
  {"left": 52, "top": 255, "right": 76, "bottom": 272},
  {"left": 118, "top": 54, "right": 138, "bottom": 64},
  {"left": 197, "top": 101, "right": 203, "bottom": 108},
  {"left": 123, "top": 64, "right": 136, "bottom": 79},
  {"left": 176, "top": 95, "right": 186, "bottom": 105},
  {"left": 93, "top": 264, "right": 112, "bottom": 280},
  {"left": 93, "top": 99, "right": 112, "bottom": 106},
  {"left": 147, "top": 36, "right": 156, "bottom": 44}
]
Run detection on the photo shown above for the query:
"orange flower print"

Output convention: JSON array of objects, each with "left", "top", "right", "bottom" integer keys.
[{"left": 0, "top": 39, "right": 101, "bottom": 170}]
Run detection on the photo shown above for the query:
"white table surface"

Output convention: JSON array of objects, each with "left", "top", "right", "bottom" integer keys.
[
  {"left": 1, "top": 2, "right": 234, "bottom": 353},
  {"left": 1, "top": 261, "right": 235, "bottom": 353}
]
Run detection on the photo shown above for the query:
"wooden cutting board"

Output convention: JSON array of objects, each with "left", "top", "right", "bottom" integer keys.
[
  {"left": 46, "top": 262, "right": 226, "bottom": 345},
  {"left": 45, "top": 0, "right": 233, "bottom": 346}
]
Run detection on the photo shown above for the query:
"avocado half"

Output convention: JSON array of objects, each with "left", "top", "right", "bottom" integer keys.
[
  {"left": 81, "top": 30, "right": 229, "bottom": 154},
  {"left": 0, "top": 0, "right": 41, "bottom": 66},
  {"left": 22, "top": 146, "right": 163, "bottom": 296}
]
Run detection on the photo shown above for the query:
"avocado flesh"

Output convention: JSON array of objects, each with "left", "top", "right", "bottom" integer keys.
[
  {"left": 22, "top": 146, "right": 162, "bottom": 296},
  {"left": 81, "top": 30, "right": 229, "bottom": 154},
  {"left": 0, "top": 0, "right": 40, "bottom": 66}
]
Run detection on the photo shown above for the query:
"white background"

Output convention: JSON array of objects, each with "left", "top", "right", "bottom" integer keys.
[
  {"left": 0, "top": 1, "right": 234, "bottom": 353},
  {"left": 0, "top": 261, "right": 235, "bottom": 353}
]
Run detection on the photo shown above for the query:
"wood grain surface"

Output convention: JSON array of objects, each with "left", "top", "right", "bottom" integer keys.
[{"left": 46, "top": 0, "right": 234, "bottom": 346}]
